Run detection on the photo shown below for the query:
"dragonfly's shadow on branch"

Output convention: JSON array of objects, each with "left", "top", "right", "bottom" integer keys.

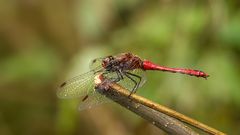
[{"left": 96, "top": 82, "right": 198, "bottom": 135}]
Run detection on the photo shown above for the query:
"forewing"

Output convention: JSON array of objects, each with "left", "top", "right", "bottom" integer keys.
[
  {"left": 57, "top": 71, "right": 97, "bottom": 99},
  {"left": 57, "top": 69, "right": 112, "bottom": 110}
]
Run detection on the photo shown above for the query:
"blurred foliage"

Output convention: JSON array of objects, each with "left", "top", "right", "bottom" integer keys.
[{"left": 0, "top": 0, "right": 240, "bottom": 135}]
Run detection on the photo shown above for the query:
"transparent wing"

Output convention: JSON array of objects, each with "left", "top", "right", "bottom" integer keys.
[
  {"left": 57, "top": 71, "right": 97, "bottom": 99},
  {"left": 78, "top": 69, "right": 146, "bottom": 110},
  {"left": 57, "top": 69, "right": 111, "bottom": 110},
  {"left": 78, "top": 91, "right": 110, "bottom": 110}
]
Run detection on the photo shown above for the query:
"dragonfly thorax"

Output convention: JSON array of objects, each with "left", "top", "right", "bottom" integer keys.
[{"left": 102, "top": 53, "right": 143, "bottom": 72}]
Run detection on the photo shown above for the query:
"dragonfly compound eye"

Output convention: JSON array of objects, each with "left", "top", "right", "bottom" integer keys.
[
  {"left": 102, "top": 57, "right": 111, "bottom": 68},
  {"left": 102, "top": 60, "right": 107, "bottom": 68}
]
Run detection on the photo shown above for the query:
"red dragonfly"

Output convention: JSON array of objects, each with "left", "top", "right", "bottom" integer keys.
[{"left": 57, "top": 53, "right": 209, "bottom": 110}]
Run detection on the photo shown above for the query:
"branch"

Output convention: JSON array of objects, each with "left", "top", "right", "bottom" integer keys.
[
  {"left": 96, "top": 82, "right": 225, "bottom": 135},
  {"left": 96, "top": 82, "right": 196, "bottom": 135}
]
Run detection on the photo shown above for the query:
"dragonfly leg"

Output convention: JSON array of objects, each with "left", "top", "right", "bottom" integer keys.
[
  {"left": 115, "top": 71, "right": 123, "bottom": 82},
  {"left": 126, "top": 72, "right": 142, "bottom": 94},
  {"left": 118, "top": 70, "right": 124, "bottom": 80},
  {"left": 124, "top": 72, "right": 138, "bottom": 97},
  {"left": 103, "top": 71, "right": 122, "bottom": 82}
]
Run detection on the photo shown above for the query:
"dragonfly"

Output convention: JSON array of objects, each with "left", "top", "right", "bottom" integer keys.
[{"left": 57, "top": 53, "right": 209, "bottom": 110}]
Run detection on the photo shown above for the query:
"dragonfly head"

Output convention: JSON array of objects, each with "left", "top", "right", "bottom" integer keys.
[{"left": 102, "top": 56, "right": 114, "bottom": 68}]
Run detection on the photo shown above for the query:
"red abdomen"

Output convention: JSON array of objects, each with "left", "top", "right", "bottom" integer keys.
[{"left": 142, "top": 60, "right": 209, "bottom": 79}]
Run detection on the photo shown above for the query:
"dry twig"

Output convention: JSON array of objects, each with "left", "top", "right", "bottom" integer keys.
[{"left": 96, "top": 82, "right": 225, "bottom": 135}]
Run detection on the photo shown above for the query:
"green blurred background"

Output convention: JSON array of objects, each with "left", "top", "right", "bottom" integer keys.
[{"left": 0, "top": 0, "right": 240, "bottom": 135}]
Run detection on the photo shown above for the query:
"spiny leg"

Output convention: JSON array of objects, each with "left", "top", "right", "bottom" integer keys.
[
  {"left": 115, "top": 71, "right": 123, "bottom": 82},
  {"left": 126, "top": 72, "right": 142, "bottom": 94},
  {"left": 124, "top": 73, "right": 138, "bottom": 97},
  {"left": 102, "top": 71, "right": 122, "bottom": 82},
  {"left": 118, "top": 70, "right": 124, "bottom": 80}
]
